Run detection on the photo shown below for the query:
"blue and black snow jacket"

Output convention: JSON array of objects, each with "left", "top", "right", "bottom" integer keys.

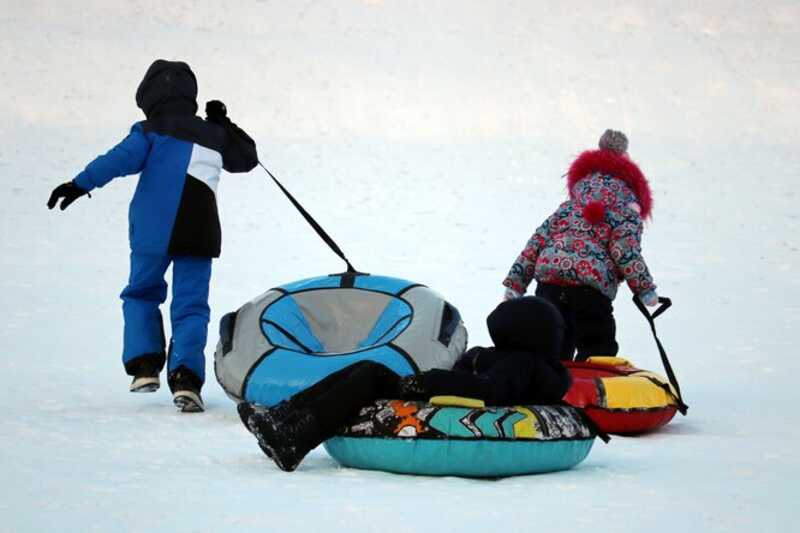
[
  {"left": 72, "top": 59, "right": 258, "bottom": 258},
  {"left": 73, "top": 116, "right": 257, "bottom": 258}
]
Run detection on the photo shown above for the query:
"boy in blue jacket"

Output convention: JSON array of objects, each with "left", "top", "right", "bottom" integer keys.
[{"left": 47, "top": 60, "right": 258, "bottom": 412}]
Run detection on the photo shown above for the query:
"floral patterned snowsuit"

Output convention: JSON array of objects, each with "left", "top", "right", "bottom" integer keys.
[{"left": 503, "top": 150, "right": 656, "bottom": 302}]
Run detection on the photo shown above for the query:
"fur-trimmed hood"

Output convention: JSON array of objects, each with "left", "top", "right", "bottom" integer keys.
[{"left": 567, "top": 149, "right": 652, "bottom": 219}]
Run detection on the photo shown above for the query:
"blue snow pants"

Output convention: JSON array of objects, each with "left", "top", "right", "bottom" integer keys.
[{"left": 120, "top": 252, "right": 212, "bottom": 382}]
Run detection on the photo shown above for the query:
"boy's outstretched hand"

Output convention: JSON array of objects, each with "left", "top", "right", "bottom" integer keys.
[{"left": 47, "top": 181, "right": 88, "bottom": 210}]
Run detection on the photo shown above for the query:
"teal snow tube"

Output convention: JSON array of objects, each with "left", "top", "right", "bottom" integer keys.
[{"left": 324, "top": 400, "right": 596, "bottom": 477}]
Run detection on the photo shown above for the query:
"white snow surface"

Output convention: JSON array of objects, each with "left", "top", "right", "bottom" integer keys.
[{"left": 1, "top": 1, "right": 798, "bottom": 532}]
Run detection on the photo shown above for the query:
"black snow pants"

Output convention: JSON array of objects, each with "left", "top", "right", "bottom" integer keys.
[
  {"left": 535, "top": 283, "right": 619, "bottom": 361},
  {"left": 286, "top": 361, "right": 401, "bottom": 438},
  {"left": 290, "top": 353, "right": 571, "bottom": 441}
]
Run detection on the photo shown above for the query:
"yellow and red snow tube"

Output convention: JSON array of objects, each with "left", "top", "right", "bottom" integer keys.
[{"left": 563, "top": 356, "right": 681, "bottom": 434}]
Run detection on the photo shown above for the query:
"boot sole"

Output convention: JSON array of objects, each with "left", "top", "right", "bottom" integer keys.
[
  {"left": 173, "top": 390, "right": 205, "bottom": 413},
  {"left": 130, "top": 376, "right": 160, "bottom": 393}
]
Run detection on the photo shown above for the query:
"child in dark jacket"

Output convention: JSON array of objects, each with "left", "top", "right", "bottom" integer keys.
[
  {"left": 47, "top": 59, "right": 258, "bottom": 412},
  {"left": 502, "top": 130, "right": 659, "bottom": 361},
  {"left": 238, "top": 296, "right": 571, "bottom": 472}
]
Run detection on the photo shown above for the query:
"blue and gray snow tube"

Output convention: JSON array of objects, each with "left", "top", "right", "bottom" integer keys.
[
  {"left": 324, "top": 400, "right": 596, "bottom": 477},
  {"left": 213, "top": 273, "right": 468, "bottom": 406}
]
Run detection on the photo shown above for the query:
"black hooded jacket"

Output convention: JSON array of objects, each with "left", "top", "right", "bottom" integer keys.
[
  {"left": 72, "top": 60, "right": 257, "bottom": 257},
  {"left": 440, "top": 296, "right": 572, "bottom": 404}
]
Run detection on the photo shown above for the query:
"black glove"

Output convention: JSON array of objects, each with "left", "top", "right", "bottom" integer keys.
[
  {"left": 206, "top": 100, "right": 258, "bottom": 171},
  {"left": 453, "top": 347, "right": 485, "bottom": 374},
  {"left": 396, "top": 374, "right": 428, "bottom": 400},
  {"left": 205, "top": 100, "right": 228, "bottom": 124},
  {"left": 47, "top": 181, "right": 89, "bottom": 210}
]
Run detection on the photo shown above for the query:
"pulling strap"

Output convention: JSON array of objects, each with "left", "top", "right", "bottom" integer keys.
[
  {"left": 632, "top": 295, "right": 689, "bottom": 415},
  {"left": 218, "top": 114, "right": 358, "bottom": 274},
  {"left": 259, "top": 162, "right": 357, "bottom": 273}
]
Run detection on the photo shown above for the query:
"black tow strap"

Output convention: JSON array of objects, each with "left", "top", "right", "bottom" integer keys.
[
  {"left": 218, "top": 114, "right": 359, "bottom": 274},
  {"left": 632, "top": 295, "right": 689, "bottom": 415},
  {"left": 258, "top": 162, "right": 357, "bottom": 274}
]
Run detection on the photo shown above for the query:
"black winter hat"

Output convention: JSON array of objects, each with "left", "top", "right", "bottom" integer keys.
[
  {"left": 135, "top": 59, "right": 198, "bottom": 118},
  {"left": 486, "top": 296, "right": 565, "bottom": 357}
]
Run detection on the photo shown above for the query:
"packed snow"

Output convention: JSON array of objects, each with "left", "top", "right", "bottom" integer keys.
[{"left": 1, "top": 1, "right": 798, "bottom": 531}]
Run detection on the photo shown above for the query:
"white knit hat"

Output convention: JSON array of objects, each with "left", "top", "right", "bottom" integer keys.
[{"left": 599, "top": 129, "right": 628, "bottom": 154}]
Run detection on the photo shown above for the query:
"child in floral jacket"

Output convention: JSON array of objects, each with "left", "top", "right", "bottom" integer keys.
[{"left": 502, "top": 130, "right": 658, "bottom": 361}]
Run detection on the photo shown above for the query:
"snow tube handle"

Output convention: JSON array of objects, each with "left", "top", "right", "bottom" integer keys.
[
  {"left": 650, "top": 296, "right": 671, "bottom": 321},
  {"left": 633, "top": 294, "right": 689, "bottom": 416}
]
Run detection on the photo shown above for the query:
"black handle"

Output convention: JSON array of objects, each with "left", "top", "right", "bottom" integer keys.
[{"left": 632, "top": 294, "right": 688, "bottom": 415}]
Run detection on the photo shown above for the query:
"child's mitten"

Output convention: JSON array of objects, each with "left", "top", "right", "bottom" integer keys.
[
  {"left": 396, "top": 374, "right": 427, "bottom": 400},
  {"left": 205, "top": 100, "right": 228, "bottom": 124},
  {"left": 503, "top": 287, "right": 522, "bottom": 301},
  {"left": 453, "top": 346, "right": 484, "bottom": 374},
  {"left": 639, "top": 289, "right": 659, "bottom": 307}
]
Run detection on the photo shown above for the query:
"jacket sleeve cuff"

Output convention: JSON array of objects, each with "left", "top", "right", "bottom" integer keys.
[{"left": 72, "top": 171, "right": 96, "bottom": 192}]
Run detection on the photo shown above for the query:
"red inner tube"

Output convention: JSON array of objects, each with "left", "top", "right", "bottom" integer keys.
[{"left": 562, "top": 360, "right": 677, "bottom": 435}]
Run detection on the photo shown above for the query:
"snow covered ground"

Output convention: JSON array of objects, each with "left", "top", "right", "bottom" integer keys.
[{"left": 1, "top": 1, "right": 798, "bottom": 531}]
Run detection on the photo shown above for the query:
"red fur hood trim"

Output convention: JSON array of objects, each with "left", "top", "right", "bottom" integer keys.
[{"left": 567, "top": 150, "right": 652, "bottom": 219}]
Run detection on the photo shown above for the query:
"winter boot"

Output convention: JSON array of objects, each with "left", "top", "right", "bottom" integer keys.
[
  {"left": 246, "top": 407, "right": 324, "bottom": 472},
  {"left": 237, "top": 401, "right": 258, "bottom": 430},
  {"left": 168, "top": 367, "right": 204, "bottom": 413},
  {"left": 128, "top": 353, "right": 164, "bottom": 393},
  {"left": 237, "top": 401, "right": 297, "bottom": 458},
  {"left": 237, "top": 400, "right": 293, "bottom": 434}
]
